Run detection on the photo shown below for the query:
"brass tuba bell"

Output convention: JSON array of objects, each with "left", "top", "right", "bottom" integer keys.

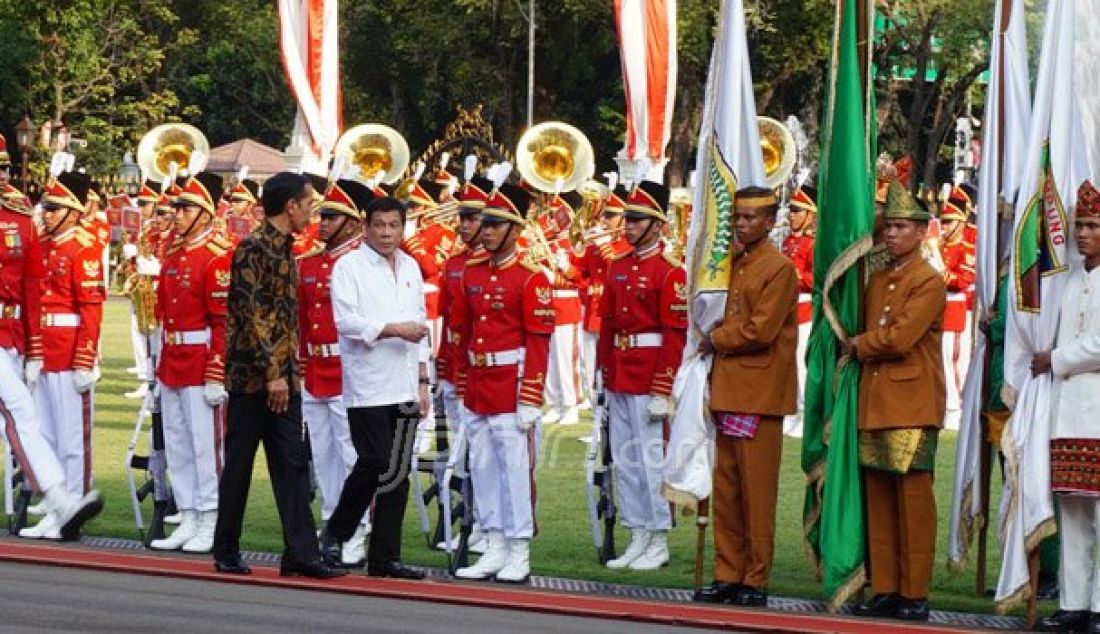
[
  {"left": 333, "top": 124, "right": 410, "bottom": 185},
  {"left": 516, "top": 122, "right": 595, "bottom": 194},
  {"left": 137, "top": 123, "right": 210, "bottom": 182},
  {"left": 757, "top": 116, "right": 796, "bottom": 189}
]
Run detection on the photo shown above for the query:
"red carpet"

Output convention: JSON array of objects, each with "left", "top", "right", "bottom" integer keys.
[{"left": 0, "top": 540, "right": 970, "bottom": 633}]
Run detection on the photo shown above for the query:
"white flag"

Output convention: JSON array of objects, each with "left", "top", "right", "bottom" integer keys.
[
  {"left": 947, "top": 0, "right": 1030, "bottom": 572},
  {"left": 661, "top": 0, "right": 765, "bottom": 508}
]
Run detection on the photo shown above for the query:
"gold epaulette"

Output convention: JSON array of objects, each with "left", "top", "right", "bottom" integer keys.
[
  {"left": 610, "top": 249, "right": 632, "bottom": 261},
  {"left": 467, "top": 254, "right": 490, "bottom": 266},
  {"left": 205, "top": 235, "right": 232, "bottom": 257},
  {"left": 519, "top": 257, "right": 541, "bottom": 273},
  {"left": 296, "top": 243, "right": 325, "bottom": 261},
  {"left": 663, "top": 252, "right": 683, "bottom": 268},
  {"left": 74, "top": 227, "right": 96, "bottom": 248}
]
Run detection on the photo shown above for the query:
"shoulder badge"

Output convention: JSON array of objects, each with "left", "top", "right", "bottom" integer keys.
[
  {"left": 75, "top": 227, "right": 95, "bottom": 247},
  {"left": 296, "top": 244, "right": 325, "bottom": 261},
  {"left": 205, "top": 236, "right": 231, "bottom": 257},
  {"left": 663, "top": 252, "right": 683, "bottom": 268}
]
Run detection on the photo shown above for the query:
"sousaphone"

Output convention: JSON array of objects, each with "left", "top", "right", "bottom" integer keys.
[
  {"left": 758, "top": 116, "right": 796, "bottom": 189},
  {"left": 516, "top": 121, "right": 595, "bottom": 194},
  {"left": 333, "top": 124, "right": 410, "bottom": 185},
  {"left": 137, "top": 123, "right": 210, "bottom": 182}
]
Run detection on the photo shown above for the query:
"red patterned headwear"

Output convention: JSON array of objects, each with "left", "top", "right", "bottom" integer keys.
[{"left": 1078, "top": 180, "right": 1100, "bottom": 219}]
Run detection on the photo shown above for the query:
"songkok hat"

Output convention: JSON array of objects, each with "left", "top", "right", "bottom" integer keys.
[
  {"left": 1078, "top": 180, "right": 1100, "bottom": 219},
  {"left": 319, "top": 179, "right": 374, "bottom": 220},
  {"left": 482, "top": 182, "right": 531, "bottom": 224},
  {"left": 173, "top": 172, "right": 223, "bottom": 214},
  {"left": 883, "top": 180, "right": 931, "bottom": 221},
  {"left": 624, "top": 181, "right": 669, "bottom": 221}
]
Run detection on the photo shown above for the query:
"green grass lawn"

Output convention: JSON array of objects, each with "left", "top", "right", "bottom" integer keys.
[{"left": 76, "top": 297, "right": 1030, "bottom": 615}]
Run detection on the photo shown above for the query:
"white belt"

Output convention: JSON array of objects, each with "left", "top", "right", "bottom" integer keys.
[
  {"left": 0, "top": 303, "right": 21, "bottom": 320},
  {"left": 43, "top": 313, "right": 80, "bottom": 328},
  {"left": 552, "top": 289, "right": 579, "bottom": 299},
  {"left": 798, "top": 293, "right": 812, "bottom": 305},
  {"left": 613, "top": 332, "right": 663, "bottom": 349},
  {"left": 308, "top": 343, "right": 340, "bottom": 358},
  {"left": 947, "top": 292, "right": 968, "bottom": 304},
  {"left": 424, "top": 283, "right": 440, "bottom": 293},
  {"left": 468, "top": 348, "right": 524, "bottom": 367},
  {"left": 164, "top": 329, "right": 210, "bottom": 346}
]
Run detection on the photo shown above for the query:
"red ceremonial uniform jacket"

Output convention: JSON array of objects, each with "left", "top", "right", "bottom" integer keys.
[
  {"left": 39, "top": 227, "right": 105, "bottom": 371},
  {"left": 598, "top": 243, "right": 688, "bottom": 397},
  {"left": 941, "top": 227, "right": 976, "bottom": 332},
  {"left": 454, "top": 250, "right": 555, "bottom": 415},
  {"left": 437, "top": 245, "right": 484, "bottom": 385},
  {"left": 0, "top": 205, "right": 45, "bottom": 358},
  {"left": 296, "top": 239, "right": 358, "bottom": 399},
  {"left": 546, "top": 240, "right": 583, "bottom": 326},
  {"left": 156, "top": 229, "right": 231, "bottom": 387},
  {"left": 782, "top": 232, "right": 815, "bottom": 323},
  {"left": 578, "top": 238, "right": 631, "bottom": 334},
  {"left": 403, "top": 222, "right": 455, "bottom": 320},
  {"left": 292, "top": 220, "right": 323, "bottom": 258}
]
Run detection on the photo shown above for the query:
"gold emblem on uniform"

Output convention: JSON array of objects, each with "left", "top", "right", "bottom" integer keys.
[
  {"left": 674, "top": 281, "right": 687, "bottom": 301},
  {"left": 82, "top": 259, "right": 101, "bottom": 277},
  {"left": 215, "top": 269, "right": 231, "bottom": 287},
  {"left": 536, "top": 287, "right": 552, "bottom": 305}
]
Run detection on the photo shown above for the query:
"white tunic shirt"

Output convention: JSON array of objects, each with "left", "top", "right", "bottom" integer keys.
[
  {"left": 1051, "top": 263, "right": 1100, "bottom": 439},
  {"left": 331, "top": 243, "right": 429, "bottom": 408}
]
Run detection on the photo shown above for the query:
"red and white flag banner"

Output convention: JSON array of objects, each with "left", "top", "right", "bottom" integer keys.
[
  {"left": 614, "top": 0, "right": 677, "bottom": 167},
  {"left": 278, "top": 0, "right": 342, "bottom": 157}
]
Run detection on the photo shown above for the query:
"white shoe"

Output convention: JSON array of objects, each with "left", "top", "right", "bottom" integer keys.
[
  {"left": 469, "top": 525, "right": 487, "bottom": 554},
  {"left": 542, "top": 408, "right": 562, "bottom": 424},
  {"left": 495, "top": 538, "right": 530, "bottom": 583},
  {"left": 341, "top": 524, "right": 367, "bottom": 566},
  {"left": 27, "top": 501, "right": 47, "bottom": 516},
  {"left": 150, "top": 510, "right": 198, "bottom": 550},
  {"left": 606, "top": 529, "right": 650, "bottom": 569},
  {"left": 164, "top": 512, "right": 182, "bottom": 525},
  {"left": 577, "top": 435, "right": 593, "bottom": 444},
  {"left": 19, "top": 513, "right": 61, "bottom": 540},
  {"left": 558, "top": 406, "right": 579, "bottom": 426},
  {"left": 628, "top": 530, "right": 669, "bottom": 570},
  {"left": 48, "top": 488, "right": 104, "bottom": 540},
  {"left": 181, "top": 510, "right": 216, "bottom": 553},
  {"left": 455, "top": 531, "right": 508, "bottom": 580},
  {"left": 578, "top": 399, "right": 592, "bottom": 411},
  {"left": 126, "top": 366, "right": 139, "bottom": 375},
  {"left": 124, "top": 383, "right": 149, "bottom": 400}
]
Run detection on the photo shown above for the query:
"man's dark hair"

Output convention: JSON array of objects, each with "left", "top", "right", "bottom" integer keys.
[
  {"left": 365, "top": 196, "right": 407, "bottom": 223},
  {"left": 261, "top": 172, "right": 311, "bottom": 217}
]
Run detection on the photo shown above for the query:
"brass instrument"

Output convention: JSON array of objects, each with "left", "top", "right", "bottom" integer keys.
[
  {"left": 668, "top": 187, "right": 693, "bottom": 261},
  {"left": 137, "top": 124, "right": 210, "bottom": 181},
  {"left": 758, "top": 117, "right": 796, "bottom": 189},
  {"left": 334, "top": 124, "right": 410, "bottom": 185},
  {"left": 523, "top": 218, "right": 557, "bottom": 269},
  {"left": 516, "top": 122, "right": 595, "bottom": 194},
  {"left": 569, "top": 179, "right": 610, "bottom": 250},
  {"left": 122, "top": 225, "right": 160, "bottom": 335}
]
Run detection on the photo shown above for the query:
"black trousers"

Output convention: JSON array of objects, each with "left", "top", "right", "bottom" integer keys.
[
  {"left": 212, "top": 391, "right": 319, "bottom": 566},
  {"left": 326, "top": 402, "right": 417, "bottom": 566}
]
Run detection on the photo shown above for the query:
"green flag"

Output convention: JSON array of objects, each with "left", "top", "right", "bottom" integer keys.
[{"left": 801, "top": 0, "right": 876, "bottom": 610}]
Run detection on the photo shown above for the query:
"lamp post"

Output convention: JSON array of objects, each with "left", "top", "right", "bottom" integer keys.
[
  {"left": 15, "top": 115, "right": 34, "bottom": 191},
  {"left": 119, "top": 151, "right": 140, "bottom": 197}
]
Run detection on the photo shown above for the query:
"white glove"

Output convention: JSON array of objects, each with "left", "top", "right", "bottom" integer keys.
[
  {"left": 647, "top": 396, "right": 670, "bottom": 424},
  {"left": 72, "top": 369, "right": 97, "bottom": 394},
  {"left": 517, "top": 405, "right": 541, "bottom": 432},
  {"left": 203, "top": 383, "right": 228, "bottom": 407},
  {"left": 554, "top": 248, "right": 571, "bottom": 271},
  {"left": 24, "top": 359, "right": 42, "bottom": 390}
]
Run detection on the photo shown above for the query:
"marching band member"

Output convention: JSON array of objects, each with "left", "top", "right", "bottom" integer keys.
[
  {"left": 597, "top": 181, "right": 687, "bottom": 571},
  {"left": 939, "top": 185, "right": 977, "bottom": 423},
  {"left": 404, "top": 179, "right": 455, "bottom": 354},
  {"left": 781, "top": 185, "right": 816, "bottom": 436},
  {"left": 225, "top": 178, "right": 261, "bottom": 246},
  {"left": 35, "top": 172, "right": 105, "bottom": 502},
  {"left": 0, "top": 166, "right": 105, "bottom": 541},
  {"left": 298, "top": 179, "right": 374, "bottom": 567},
  {"left": 149, "top": 172, "right": 232, "bottom": 553},
  {"left": 541, "top": 191, "right": 584, "bottom": 426},
  {"left": 453, "top": 182, "right": 554, "bottom": 583},
  {"left": 123, "top": 181, "right": 164, "bottom": 400}
]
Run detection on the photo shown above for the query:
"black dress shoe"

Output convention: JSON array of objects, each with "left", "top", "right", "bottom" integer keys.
[
  {"left": 318, "top": 531, "right": 342, "bottom": 566},
  {"left": 692, "top": 581, "right": 741, "bottom": 604},
  {"left": 1037, "top": 573, "right": 1060, "bottom": 601},
  {"left": 1089, "top": 613, "right": 1100, "bottom": 634},
  {"left": 851, "top": 593, "right": 901, "bottom": 618},
  {"left": 280, "top": 559, "right": 349, "bottom": 579},
  {"left": 1038, "top": 610, "right": 1090, "bottom": 632},
  {"left": 895, "top": 598, "right": 930, "bottom": 621},
  {"left": 214, "top": 557, "right": 252, "bottom": 575},
  {"left": 733, "top": 586, "right": 767, "bottom": 607},
  {"left": 367, "top": 561, "right": 426, "bottom": 580}
]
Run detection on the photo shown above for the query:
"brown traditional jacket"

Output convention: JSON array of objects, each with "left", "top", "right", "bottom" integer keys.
[
  {"left": 708, "top": 240, "right": 799, "bottom": 416},
  {"left": 855, "top": 257, "right": 946, "bottom": 430}
]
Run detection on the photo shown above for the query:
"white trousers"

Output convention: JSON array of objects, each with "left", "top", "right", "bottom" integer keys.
[
  {"left": 159, "top": 383, "right": 222, "bottom": 512},
  {"left": 467, "top": 410, "right": 534, "bottom": 539},
  {"left": 580, "top": 331, "right": 598, "bottom": 402},
  {"left": 303, "top": 389, "right": 355, "bottom": 521},
  {"left": 544, "top": 323, "right": 580, "bottom": 409},
  {"left": 129, "top": 308, "right": 150, "bottom": 381},
  {"left": 35, "top": 370, "right": 92, "bottom": 496},
  {"left": 1059, "top": 495, "right": 1100, "bottom": 611},
  {"left": 942, "top": 314, "right": 973, "bottom": 427},
  {"left": 607, "top": 391, "right": 672, "bottom": 530},
  {"left": 0, "top": 348, "right": 65, "bottom": 494},
  {"left": 783, "top": 320, "right": 811, "bottom": 438}
]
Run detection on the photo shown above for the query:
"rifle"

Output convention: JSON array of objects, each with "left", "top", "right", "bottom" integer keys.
[
  {"left": 5, "top": 450, "right": 33, "bottom": 534},
  {"left": 585, "top": 388, "right": 617, "bottom": 564},
  {"left": 411, "top": 386, "right": 455, "bottom": 549},
  {"left": 125, "top": 336, "right": 172, "bottom": 546}
]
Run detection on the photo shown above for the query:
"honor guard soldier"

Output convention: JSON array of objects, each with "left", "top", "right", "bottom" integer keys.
[
  {"left": 939, "top": 185, "right": 977, "bottom": 419},
  {"left": 850, "top": 182, "right": 945, "bottom": 622},
  {"left": 782, "top": 185, "right": 817, "bottom": 435},
  {"left": 298, "top": 179, "right": 374, "bottom": 566},
  {"left": 576, "top": 186, "right": 631, "bottom": 405},
  {"left": 453, "top": 182, "right": 555, "bottom": 584},
  {"left": 694, "top": 187, "right": 799, "bottom": 607},
  {"left": 35, "top": 172, "right": 105, "bottom": 500},
  {"left": 597, "top": 180, "right": 688, "bottom": 571},
  {"left": 404, "top": 179, "right": 456, "bottom": 353},
  {"left": 292, "top": 173, "right": 327, "bottom": 257},
  {"left": 541, "top": 191, "right": 585, "bottom": 425},
  {"left": 225, "top": 178, "right": 261, "bottom": 246},
  {"left": 0, "top": 165, "right": 105, "bottom": 541},
  {"left": 150, "top": 172, "right": 232, "bottom": 554},
  {"left": 123, "top": 181, "right": 165, "bottom": 400}
]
